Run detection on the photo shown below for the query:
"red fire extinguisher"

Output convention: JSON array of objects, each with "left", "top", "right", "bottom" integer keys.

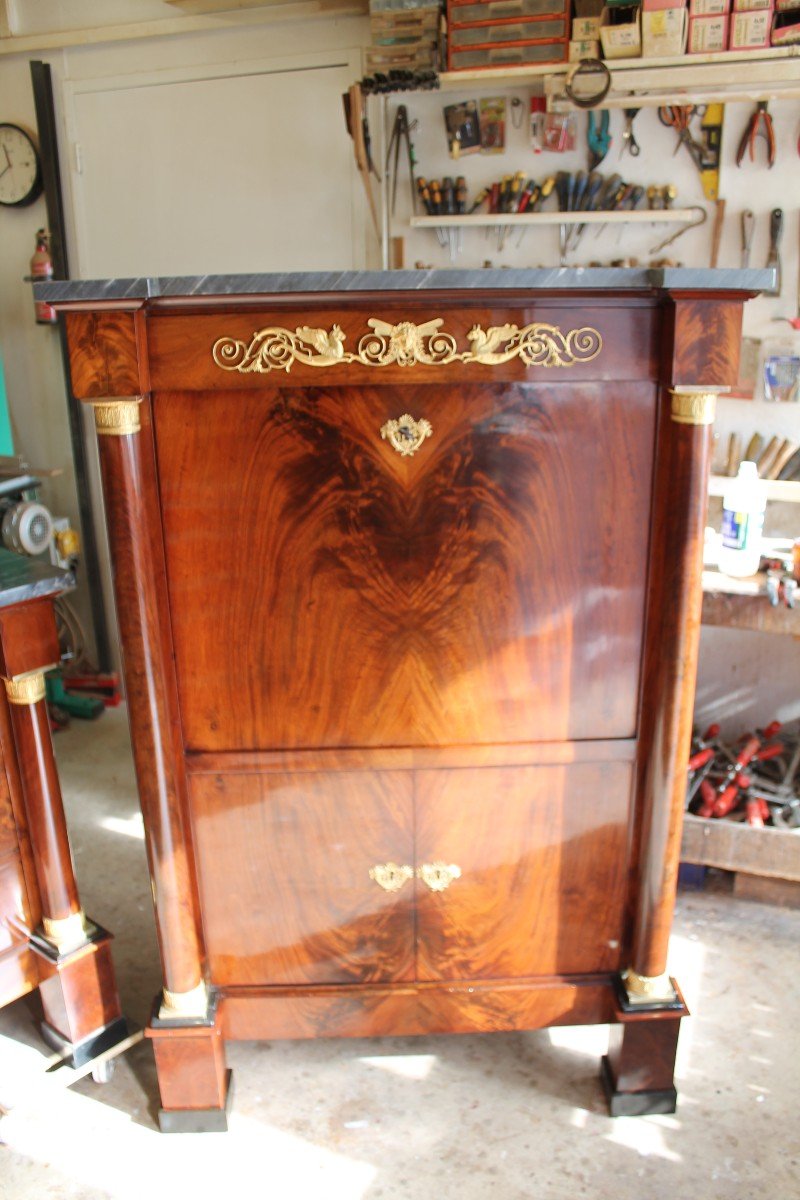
[{"left": 30, "top": 229, "right": 57, "bottom": 325}]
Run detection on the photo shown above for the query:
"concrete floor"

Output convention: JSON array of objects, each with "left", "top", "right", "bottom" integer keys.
[{"left": 1, "top": 707, "right": 798, "bottom": 1200}]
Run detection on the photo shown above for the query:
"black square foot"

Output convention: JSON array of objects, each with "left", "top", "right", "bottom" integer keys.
[
  {"left": 600, "top": 1056, "right": 677, "bottom": 1117},
  {"left": 40, "top": 1015, "right": 131, "bottom": 1069},
  {"left": 158, "top": 1070, "right": 233, "bottom": 1133}
]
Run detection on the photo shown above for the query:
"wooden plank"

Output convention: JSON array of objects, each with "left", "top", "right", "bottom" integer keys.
[
  {"left": 708, "top": 476, "right": 800, "bottom": 504},
  {"left": 701, "top": 590, "right": 800, "bottom": 635},
  {"left": 681, "top": 813, "right": 800, "bottom": 882},
  {"left": 733, "top": 873, "right": 800, "bottom": 908},
  {"left": 411, "top": 209, "right": 698, "bottom": 229}
]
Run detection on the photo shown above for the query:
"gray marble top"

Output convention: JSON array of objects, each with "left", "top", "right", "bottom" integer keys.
[
  {"left": 35, "top": 267, "right": 775, "bottom": 303},
  {"left": 0, "top": 550, "right": 75, "bottom": 609}
]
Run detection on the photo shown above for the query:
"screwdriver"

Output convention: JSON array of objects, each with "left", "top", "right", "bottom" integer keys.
[
  {"left": 468, "top": 187, "right": 489, "bottom": 214},
  {"left": 555, "top": 171, "right": 575, "bottom": 265},
  {"left": 569, "top": 171, "right": 604, "bottom": 251},
  {"left": 499, "top": 171, "right": 526, "bottom": 250},
  {"left": 647, "top": 185, "right": 664, "bottom": 211},
  {"left": 455, "top": 175, "right": 467, "bottom": 254},
  {"left": 615, "top": 184, "right": 645, "bottom": 242},
  {"left": 517, "top": 179, "right": 537, "bottom": 213},
  {"left": 441, "top": 176, "right": 456, "bottom": 259},
  {"left": 516, "top": 175, "right": 555, "bottom": 248},
  {"left": 572, "top": 170, "right": 589, "bottom": 212},
  {"left": 417, "top": 177, "right": 446, "bottom": 246},
  {"left": 594, "top": 178, "right": 628, "bottom": 240},
  {"left": 429, "top": 179, "right": 447, "bottom": 248}
]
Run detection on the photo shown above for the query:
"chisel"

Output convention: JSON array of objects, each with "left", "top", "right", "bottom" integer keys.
[
  {"left": 757, "top": 435, "right": 781, "bottom": 477},
  {"left": 768, "top": 439, "right": 800, "bottom": 480},
  {"left": 726, "top": 432, "right": 743, "bottom": 477},
  {"left": 778, "top": 447, "right": 800, "bottom": 480},
  {"left": 741, "top": 209, "right": 755, "bottom": 269},
  {"left": 743, "top": 432, "right": 763, "bottom": 463}
]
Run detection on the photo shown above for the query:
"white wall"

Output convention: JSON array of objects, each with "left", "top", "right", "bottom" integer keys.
[
  {"left": 0, "top": 6, "right": 373, "bottom": 664},
  {"left": 0, "top": 2, "right": 797, "bottom": 731}
]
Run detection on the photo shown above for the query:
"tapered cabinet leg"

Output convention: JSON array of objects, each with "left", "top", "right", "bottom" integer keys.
[{"left": 146, "top": 1000, "right": 231, "bottom": 1133}]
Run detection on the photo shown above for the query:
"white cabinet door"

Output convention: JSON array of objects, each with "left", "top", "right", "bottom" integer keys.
[{"left": 67, "top": 52, "right": 364, "bottom": 277}]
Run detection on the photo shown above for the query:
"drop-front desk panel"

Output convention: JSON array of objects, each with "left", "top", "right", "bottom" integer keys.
[{"left": 46, "top": 268, "right": 768, "bottom": 1130}]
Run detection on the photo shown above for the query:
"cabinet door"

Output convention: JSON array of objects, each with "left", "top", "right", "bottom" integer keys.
[
  {"left": 188, "top": 770, "right": 415, "bottom": 987},
  {"left": 156, "top": 379, "right": 655, "bottom": 752},
  {"left": 414, "top": 763, "right": 634, "bottom": 981}
]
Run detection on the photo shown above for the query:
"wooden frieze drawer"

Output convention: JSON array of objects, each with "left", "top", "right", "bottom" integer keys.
[{"left": 51, "top": 269, "right": 765, "bottom": 1129}]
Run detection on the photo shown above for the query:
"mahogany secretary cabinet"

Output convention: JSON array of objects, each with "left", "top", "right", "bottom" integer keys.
[
  {"left": 0, "top": 551, "right": 126, "bottom": 1065},
  {"left": 43, "top": 267, "right": 766, "bottom": 1130}
]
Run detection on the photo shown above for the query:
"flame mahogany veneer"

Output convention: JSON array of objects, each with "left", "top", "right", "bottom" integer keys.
[{"left": 56, "top": 277, "right": 757, "bottom": 1129}]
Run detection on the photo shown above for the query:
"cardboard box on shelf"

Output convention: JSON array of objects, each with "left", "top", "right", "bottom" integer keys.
[
  {"left": 689, "top": 0, "right": 728, "bottom": 14},
  {"left": 688, "top": 10, "right": 729, "bottom": 45},
  {"left": 599, "top": 3, "right": 642, "bottom": 54},
  {"left": 569, "top": 35, "right": 602, "bottom": 54},
  {"left": 732, "top": 0, "right": 771, "bottom": 9},
  {"left": 772, "top": 7, "right": 800, "bottom": 39},
  {"left": 642, "top": 3, "right": 688, "bottom": 52},
  {"left": 572, "top": 14, "right": 602, "bottom": 34},
  {"left": 574, "top": 0, "right": 604, "bottom": 15},
  {"left": 729, "top": 4, "right": 772, "bottom": 44}
]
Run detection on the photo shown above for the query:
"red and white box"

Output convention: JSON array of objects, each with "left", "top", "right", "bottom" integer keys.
[
  {"left": 732, "top": 0, "right": 771, "bottom": 9},
  {"left": 689, "top": 0, "right": 729, "bottom": 14},
  {"left": 772, "top": 6, "right": 800, "bottom": 40},
  {"left": 688, "top": 10, "right": 729, "bottom": 45},
  {"left": 641, "top": 0, "right": 688, "bottom": 54},
  {"left": 729, "top": 3, "right": 772, "bottom": 44}
]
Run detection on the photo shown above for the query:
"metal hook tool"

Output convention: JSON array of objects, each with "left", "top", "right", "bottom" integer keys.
[{"left": 650, "top": 206, "right": 707, "bottom": 255}]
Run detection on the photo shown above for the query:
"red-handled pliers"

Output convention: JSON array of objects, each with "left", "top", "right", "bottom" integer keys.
[{"left": 736, "top": 101, "right": 776, "bottom": 168}]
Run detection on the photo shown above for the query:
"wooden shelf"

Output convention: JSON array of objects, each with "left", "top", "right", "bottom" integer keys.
[
  {"left": 681, "top": 813, "right": 800, "bottom": 883},
  {"left": 410, "top": 208, "right": 698, "bottom": 230},
  {"left": 439, "top": 46, "right": 800, "bottom": 109},
  {"left": 708, "top": 475, "right": 800, "bottom": 504},
  {"left": 701, "top": 587, "right": 800, "bottom": 635}
]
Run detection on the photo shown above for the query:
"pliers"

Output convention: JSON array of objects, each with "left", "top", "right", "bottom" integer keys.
[
  {"left": 736, "top": 101, "right": 776, "bottom": 168},
  {"left": 587, "top": 110, "right": 611, "bottom": 170}
]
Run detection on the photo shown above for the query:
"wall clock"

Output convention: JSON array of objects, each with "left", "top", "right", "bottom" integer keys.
[{"left": 0, "top": 124, "right": 44, "bottom": 208}]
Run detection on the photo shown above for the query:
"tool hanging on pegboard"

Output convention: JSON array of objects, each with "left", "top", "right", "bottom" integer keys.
[
  {"left": 699, "top": 104, "right": 724, "bottom": 201},
  {"left": 343, "top": 83, "right": 381, "bottom": 240},
  {"left": 385, "top": 104, "right": 418, "bottom": 216}
]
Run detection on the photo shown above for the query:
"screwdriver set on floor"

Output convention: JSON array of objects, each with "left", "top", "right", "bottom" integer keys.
[{"left": 687, "top": 720, "right": 800, "bottom": 829}]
